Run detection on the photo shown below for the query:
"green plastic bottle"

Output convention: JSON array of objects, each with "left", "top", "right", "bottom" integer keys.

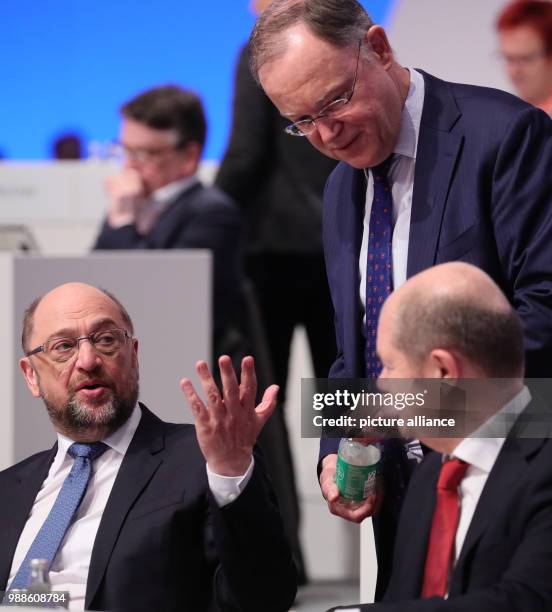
[{"left": 336, "top": 439, "right": 381, "bottom": 502}]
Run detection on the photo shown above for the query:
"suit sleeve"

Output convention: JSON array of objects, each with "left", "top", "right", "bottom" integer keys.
[
  {"left": 490, "top": 107, "right": 552, "bottom": 377},
  {"left": 207, "top": 452, "right": 297, "bottom": 612}
]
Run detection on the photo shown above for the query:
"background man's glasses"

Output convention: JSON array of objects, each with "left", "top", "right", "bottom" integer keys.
[
  {"left": 285, "top": 40, "right": 362, "bottom": 137},
  {"left": 26, "top": 328, "right": 132, "bottom": 363},
  {"left": 112, "top": 143, "right": 180, "bottom": 163}
]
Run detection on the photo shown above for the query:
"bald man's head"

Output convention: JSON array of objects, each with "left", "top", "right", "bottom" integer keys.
[
  {"left": 22, "top": 284, "right": 134, "bottom": 354},
  {"left": 382, "top": 263, "right": 524, "bottom": 378},
  {"left": 19, "top": 282, "right": 139, "bottom": 442}
]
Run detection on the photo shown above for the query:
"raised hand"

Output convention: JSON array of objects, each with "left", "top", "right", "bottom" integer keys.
[{"left": 180, "top": 355, "right": 278, "bottom": 476}]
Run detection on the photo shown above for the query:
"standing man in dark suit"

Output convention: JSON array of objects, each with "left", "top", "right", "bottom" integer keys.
[
  {"left": 249, "top": 0, "right": 552, "bottom": 598},
  {"left": 0, "top": 282, "right": 296, "bottom": 611},
  {"left": 94, "top": 85, "right": 244, "bottom": 345},
  {"left": 329, "top": 262, "right": 552, "bottom": 611},
  {"left": 215, "top": 0, "right": 338, "bottom": 583}
]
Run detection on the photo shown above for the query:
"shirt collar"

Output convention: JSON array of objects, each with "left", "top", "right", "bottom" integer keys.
[
  {"left": 51, "top": 403, "right": 142, "bottom": 477},
  {"left": 452, "top": 385, "right": 531, "bottom": 473},
  {"left": 151, "top": 175, "right": 199, "bottom": 206},
  {"left": 393, "top": 68, "right": 425, "bottom": 160}
]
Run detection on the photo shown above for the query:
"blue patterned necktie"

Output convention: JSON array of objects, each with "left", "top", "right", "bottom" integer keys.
[
  {"left": 364, "top": 155, "right": 394, "bottom": 378},
  {"left": 10, "top": 442, "right": 108, "bottom": 590}
]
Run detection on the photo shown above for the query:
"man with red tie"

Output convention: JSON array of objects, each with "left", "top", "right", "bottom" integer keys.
[{"left": 329, "top": 262, "right": 552, "bottom": 611}]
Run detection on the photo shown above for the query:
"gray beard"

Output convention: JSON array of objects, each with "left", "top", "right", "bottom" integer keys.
[{"left": 43, "top": 370, "right": 139, "bottom": 439}]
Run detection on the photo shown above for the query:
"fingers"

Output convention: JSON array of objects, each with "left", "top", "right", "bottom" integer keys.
[
  {"left": 239, "top": 356, "right": 257, "bottom": 408},
  {"left": 321, "top": 473, "right": 340, "bottom": 504},
  {"left": 219, "top": 355, "right": 240, "bottom": 408},
  {"left": 180, "top": 377, "right": 208, "bottom": 424},
  {"left": 329, "top": 496, "right": 377, "bottom": 523},
  {"left": 195, "top": 360, "right": 226, "bottom": 421},
  {"left": 319, "top": 453, "right": 377, "bottom": 523}
]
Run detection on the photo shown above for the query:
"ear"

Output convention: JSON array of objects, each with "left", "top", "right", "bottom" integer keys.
[
  {"left": 365, "top": 25, "right": 394, "bottom": 69},
  {"left": 178, "top": 142, "right": 201, "bottom": 177},
  {"left": 423, "top": 348, "right": 462, "bottom": 379},
  {"left": 19, "top": 357, "right": 42, "bottom": 398}
]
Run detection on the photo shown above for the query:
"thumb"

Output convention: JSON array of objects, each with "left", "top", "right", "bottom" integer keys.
[{"left": 255, "top": 384, "right": 279, "bottom": 429}]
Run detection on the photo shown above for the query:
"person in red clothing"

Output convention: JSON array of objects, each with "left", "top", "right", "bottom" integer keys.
[{"left": 497, "top": 0, "right": 552, "bottom": 115}]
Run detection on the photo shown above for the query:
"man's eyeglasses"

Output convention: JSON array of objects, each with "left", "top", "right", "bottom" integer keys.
[
  {"left": 112, "top": 143, "right": 180, "bottom": 164},
  {"left": 497, "top": 49, "right": 547, "bottom": 67},
  {"left": 285, "top": 40, "right": 362, "bottom": 137},
  {"left": 26, "top": 328, "right": 132, "bottom": 363}
]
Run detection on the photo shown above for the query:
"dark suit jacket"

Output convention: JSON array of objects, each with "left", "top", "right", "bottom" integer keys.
[
  {"left": 93, "top": 182, "right": 244, "bottom": 338},
  {"left": 320, "top": 71, "right": 552, "bottom": 595},
  {"left": 0, "top": 405, "right": 297, "bottom": 612},
  {"left": 215, "top": 44, "right": 337, "bottom": 254},
  {"left": 329, "top": 402, "right": 552, "bottom": 611}
]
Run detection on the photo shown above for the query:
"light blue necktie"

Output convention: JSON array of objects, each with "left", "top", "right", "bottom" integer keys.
[{"left": 10, "top": 442, "right": 108, "bottom": 589}]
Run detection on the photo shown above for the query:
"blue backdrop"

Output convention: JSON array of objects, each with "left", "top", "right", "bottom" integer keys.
[{"left": 0, "top": 1, "right": 392, "bottom": 160}]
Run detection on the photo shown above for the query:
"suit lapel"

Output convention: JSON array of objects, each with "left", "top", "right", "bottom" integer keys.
[
  {"left": 450, "top": 431, "right": 545, "bottom": 595},
  {"left": 347, "top": 167, "right": 369, "bottom": 376},
  {"left": 0, "top": 446, "right": 56, "bottom": 589},
  {"left": 148, "top": 182, "right": 201, "bottom": 247},
  {"left": 407, "top": 71, "right": 463, "bottom": 278},
  {"left": 85, "top": 405, "right": 166, "bottom": 607},
  {"left": 386, "top": 453, "right": 440, "bottom": 599}
]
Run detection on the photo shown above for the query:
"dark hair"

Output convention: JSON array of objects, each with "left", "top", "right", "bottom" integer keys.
[
  {"left": 121, "top": 85, "right": 207, "bottom": 150},
  {"left": 497, "top": 0, "right": 552, "bottom": 55},
  {"left": 249, "top": 0, "right": 373, "bottom": 80},
  {"left": 21, "top": 287, "right": 134, "bottom": 353},
  {"left": 52, "top": 133, "right": 83, "bottom": 160},
  {"left": 395, "top": 296, "right": 525, "bottom": 378}
]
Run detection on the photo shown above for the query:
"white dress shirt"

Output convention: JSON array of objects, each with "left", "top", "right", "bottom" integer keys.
[
  {"left": 359, "top": 68, "right": 425, "bottom": 318},
  {"left": 451, "top": 385, "right": 531, "bottom": 565},
  {"left": 7, "top": 404, "right": 253, "bottom": 609}
]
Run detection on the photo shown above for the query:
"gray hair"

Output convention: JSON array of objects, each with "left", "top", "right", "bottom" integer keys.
[
  {"left": 394, "top": 295, "right": 525, "bottom": 378},
  {"left": 249, "top": 0, "right": 373, "bottom": 80}
]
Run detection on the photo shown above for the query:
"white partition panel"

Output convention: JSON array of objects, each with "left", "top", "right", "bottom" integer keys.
[{"left": 0, "top": 251, "right": 210, "bottom": 469}]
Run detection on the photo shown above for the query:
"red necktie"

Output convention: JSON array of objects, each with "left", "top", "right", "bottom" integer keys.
[{"left": 421, "top": 458, "right": 469, "bottom": 598}]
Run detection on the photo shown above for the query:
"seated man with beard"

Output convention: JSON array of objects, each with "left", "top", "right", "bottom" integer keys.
[{"left": 0, "top": 282, "right": 296, "bottom": 612}]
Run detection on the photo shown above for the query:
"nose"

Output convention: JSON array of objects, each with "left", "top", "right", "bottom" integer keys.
[
  {"left": 74, "top": 339, "right": 102, "bottom": 372},
  {"left": 124, "top": 156, "right": 139, "bottom": 171},
  {"left": 314, "top": 116, "right": 343, "bottom": 144}
]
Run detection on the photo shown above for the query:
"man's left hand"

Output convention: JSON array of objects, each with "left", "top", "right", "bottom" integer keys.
[{"left": 180, "top": 355, "right": 278, "bottom": 476}]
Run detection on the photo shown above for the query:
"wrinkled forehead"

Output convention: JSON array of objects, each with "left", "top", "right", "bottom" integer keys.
[
  {"left": 31, "top": 286, "right": 125, "bottom": 342},
  {"left": 259, "top": 25, "right": 356, "bottom": 115},
  {"left": 119, "top": 117, "right": 179, "bottom": 148}
]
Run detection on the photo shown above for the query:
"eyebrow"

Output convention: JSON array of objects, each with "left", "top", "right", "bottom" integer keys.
[
  {"left": 313, "top": 81, "right": 350, "bottom": 110},
  {"left": 44, "top": 318, "right": 120, "bottom": 341},
  {"left": 282, "top": 79, "right": 352, "bottom": 122}
]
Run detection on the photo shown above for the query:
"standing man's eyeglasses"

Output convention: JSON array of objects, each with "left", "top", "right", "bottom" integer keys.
[{"left": 284, "top": 40, "right": 362, "bottom": 137}]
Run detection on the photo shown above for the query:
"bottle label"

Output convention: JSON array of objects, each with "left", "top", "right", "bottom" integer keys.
[{"left": 336, "top": 456, "right": 379, "bottom": 501}]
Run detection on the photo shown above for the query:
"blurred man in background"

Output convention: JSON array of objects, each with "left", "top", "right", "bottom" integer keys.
[
  {"left": 497, "top": 0, "right": 552, "bottom": 115},
  {"left": 94, "top": 85, "right": 244, "bottom": 348},
  {"left": 52, "top": 132, "right": 84, "bottom": 160}
]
